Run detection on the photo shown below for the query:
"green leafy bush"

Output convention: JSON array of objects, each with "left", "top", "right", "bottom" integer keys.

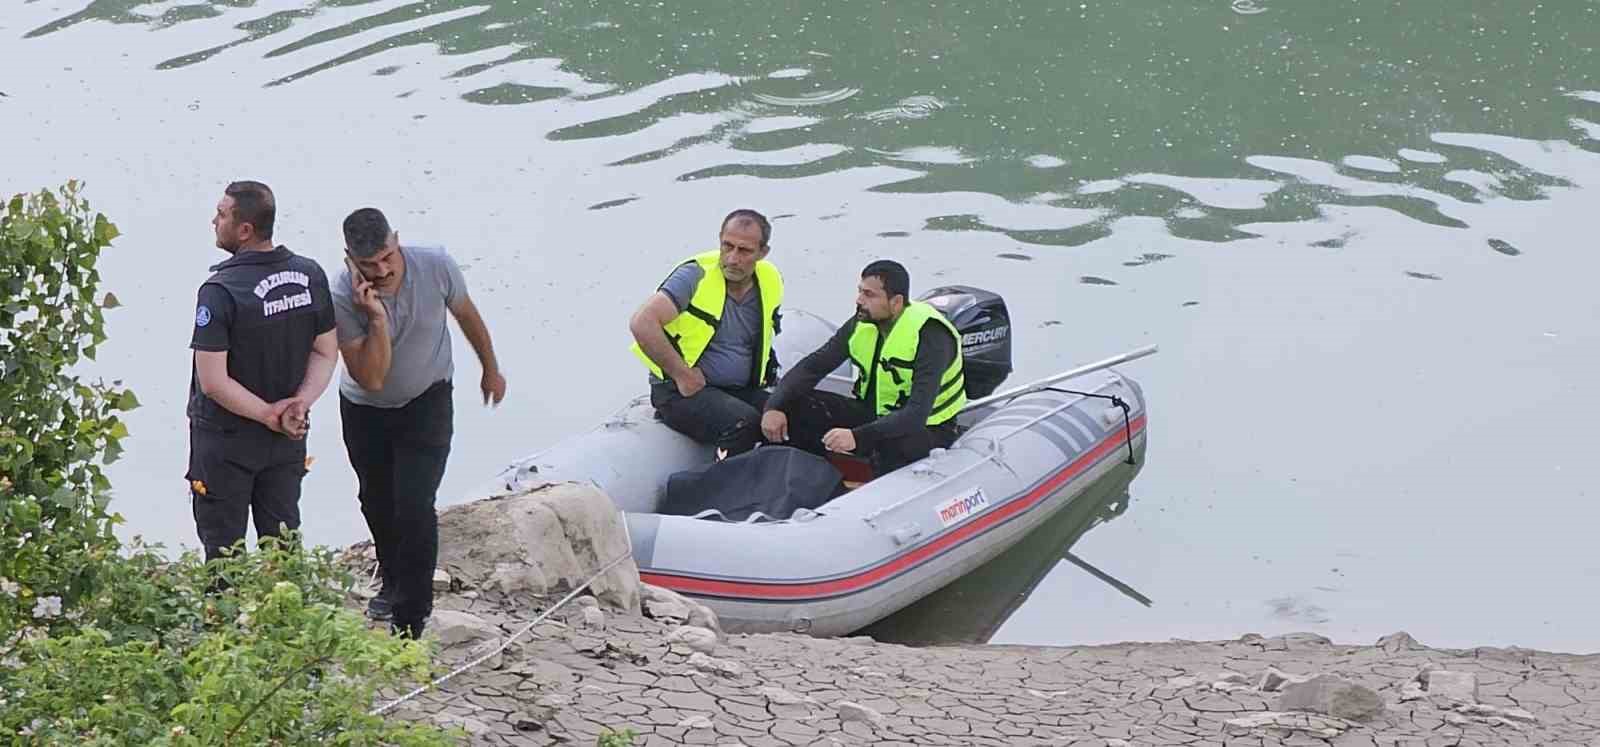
[
  {"left": 2, "top": 538, "right": 455, "bottom": 745},
  {"left": 1, "top": 180, "right": 132, "bottom": 641},
  {"left": 596, "top": 726, "right": 638, "bottom": 747}
]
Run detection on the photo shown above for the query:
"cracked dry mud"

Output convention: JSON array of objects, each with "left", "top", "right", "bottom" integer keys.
[{"left": 378, "top": 593, "right": 1600, "bottom": 746}]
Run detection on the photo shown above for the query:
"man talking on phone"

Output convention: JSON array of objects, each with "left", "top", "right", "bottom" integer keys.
[{"left": 332, "top": 207, "right": 507, "bottom": 639}]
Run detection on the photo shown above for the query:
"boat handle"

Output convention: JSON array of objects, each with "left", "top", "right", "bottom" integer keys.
[{"left": 889, "top": 525, "right": 924, "bottom": 546}]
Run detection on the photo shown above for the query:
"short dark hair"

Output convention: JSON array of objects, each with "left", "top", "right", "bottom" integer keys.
[
  {"left": 342, "top": 208, "right": 391, "bottom": 258},
  {"left": 224, "top": 181, "right": 275, "bottom": 240},
  {"left": 861, "top": 259, "right": 910, "bottom": 302},
  {"left": 720, "top": 208, "right": 771, "bottom": 247}
]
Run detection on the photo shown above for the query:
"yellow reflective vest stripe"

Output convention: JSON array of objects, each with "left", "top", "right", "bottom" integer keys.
[{"left": 846, "top": 301, "right": 966, "bottom": 425}]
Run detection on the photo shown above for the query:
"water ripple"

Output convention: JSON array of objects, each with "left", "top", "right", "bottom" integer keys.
[
  {"left": 675, "top": 144, "right": 853, "bottom": 182},
  {"left": 14, "top": 0, "right": 1600, "bottom": 249},
  {"left": 156, "top": 8, "right": 317, "bottom": 70},
  {"left": 862, "top": 95, "right": 947, "bottom": 123},
  {"left": 749, "top": 87, "right": 861, "bottom": 108},
  {"left": 869, "top": 146, "right": 975, "bottom": 166},
  {"left": 462, "top": 82, "right": 566, "bottom": 105},
  {"left": 1230, "top": 0, "right": 1269, "bottom": 16},
  {"left": 264, "top": 5, "right": 494, "bottom": 88},
  {"left": 1123, "top": 173, "right": 1282, "bottom": 210},
  {"left": 1247, "top": 154, "right": 1471, "bottom": 221},
  {"left": 1398, "top": 148, "right": 1449, "bottom": 164},
  {"left": 1342, "top": 155, "right": 1402, "bottom": 174},
  {"left": 743, "top": 115, "right": 823, "bottom": 135}
]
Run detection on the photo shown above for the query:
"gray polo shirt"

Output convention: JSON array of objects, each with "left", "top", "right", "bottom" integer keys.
[
  {"left": 333, "top": 245, "right": 466, "bottom": 408},
  {"left": 656, "top": 262, "right": 763, "bottom": 389}
]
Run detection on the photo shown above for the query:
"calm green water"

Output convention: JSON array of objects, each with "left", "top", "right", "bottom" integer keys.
[{"left": 4, "top": 1, "right": 1598, "bottom": 651}]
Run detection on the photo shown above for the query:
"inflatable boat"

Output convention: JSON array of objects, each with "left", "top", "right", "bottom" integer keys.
[{"left": 486, "top": 286, "right": 1153, "bottom": 636}]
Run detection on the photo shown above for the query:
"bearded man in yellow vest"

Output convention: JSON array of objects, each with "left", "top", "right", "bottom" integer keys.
[
  {"left": 629, "top": 209, "right": 784, "bottom": 456},
  {"left": 761, "top": 260, "right": 965, "bottom": 475}
]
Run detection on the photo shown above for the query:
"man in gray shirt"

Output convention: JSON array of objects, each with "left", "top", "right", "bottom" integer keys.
[
  {"left": 333, "top": 207, "right": 506, "bottom": 639},
  {"left": 629, "top": 210, "right": 784, "bottom": 457}
]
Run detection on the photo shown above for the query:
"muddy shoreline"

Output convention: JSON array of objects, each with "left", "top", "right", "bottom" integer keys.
[
  {"left": 340, "top": 485, "right": 1600, "bottom": 745},
  {"left": 376, "top": 585, "right": 1600, "bottom": 745}
]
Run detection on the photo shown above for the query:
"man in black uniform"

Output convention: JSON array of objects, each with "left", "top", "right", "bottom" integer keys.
[{"left": 187, "top": 181, "right": 339, "bottom": 562}]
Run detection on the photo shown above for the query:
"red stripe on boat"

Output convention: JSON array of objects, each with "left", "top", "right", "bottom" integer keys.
[{"left": 640, "top": 415, "right": 1146, "bottom": 601}]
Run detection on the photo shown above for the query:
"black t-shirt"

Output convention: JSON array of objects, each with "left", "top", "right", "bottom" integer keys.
[{"left": 187, "top": 246, "right": 336, "bottom": 434}]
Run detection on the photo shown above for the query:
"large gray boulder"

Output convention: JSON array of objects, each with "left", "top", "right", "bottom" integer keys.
[
  {"left": 1377, "top": 631, "right": 1425, "bottom": 653},
  {"left": 1276, "top": 675, "right": 1385, "bottom": 721},
  {"left": 641, "top": 583, "right": 724, "bottom": 636},
  {"left": 666, "top": 625, "right": 720, "bottom": 654},
  {"left": 1223, "top": 712, "right": 1350, "bottom": 739},
  {"left": 1423, "top": 670, "right": 1480, "bottom": 704},
  {"left": 435, "top": 482, "right": 640, "bottom": 612},
  {"left": 1258, "top": 666, "right": 1313, "bottom": 693},
  {"left": 429, "top": 609, "right": 499, "bottom": 647}
]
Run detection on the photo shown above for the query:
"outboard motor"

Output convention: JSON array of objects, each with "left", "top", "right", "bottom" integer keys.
[{"left": 919, "top": 285, "right": 1012, "bottom": 398}]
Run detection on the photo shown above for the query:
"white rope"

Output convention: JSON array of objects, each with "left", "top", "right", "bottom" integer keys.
[{"left": 368, "top": 512, "right": 636, "bottom": 717}]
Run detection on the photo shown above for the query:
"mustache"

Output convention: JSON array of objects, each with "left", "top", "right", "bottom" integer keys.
[{"left": 855, "top": 305, "right": 870, "bottom": 319}]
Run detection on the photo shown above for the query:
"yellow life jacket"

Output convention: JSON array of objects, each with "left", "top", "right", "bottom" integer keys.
[
  {"left": 631, "top": 250, "right": 784, "bottom": 387},
  {"left": 846, "top": 300, "right": 965, "bottom": 425}
]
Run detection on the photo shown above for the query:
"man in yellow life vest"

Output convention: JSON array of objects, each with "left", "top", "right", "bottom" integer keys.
[
  {"left": 761, "top": 260, "right": 965, "bottom": 475},
  {"left": 629, "top": 209, "right": 784, "bottom": 456}
]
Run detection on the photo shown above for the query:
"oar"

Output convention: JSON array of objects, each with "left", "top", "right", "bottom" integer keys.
[
  {"left": 961, "top": 344, "right": 1158, "bottom": 413},
  {"left": 1063, "top": 551, "right": 1154, "bottom": 608}
]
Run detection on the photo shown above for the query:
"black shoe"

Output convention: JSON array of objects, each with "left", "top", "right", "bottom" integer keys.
[
  {"left": 366, "top": 595, "right": 393, "bottom": 621},
  {"left": 389, "top": 619, "right": 425, "bottom": 640},
  {"left": 366, "top": 584, "right": 395, "bottom": 622}
]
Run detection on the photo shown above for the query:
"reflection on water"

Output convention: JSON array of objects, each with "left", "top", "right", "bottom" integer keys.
[
  {"left": 6, "top": 0, "right": 1600, "bottom": 651},
  {"left": 24, "top": 0, "right": 1600, "bottom": 245}
]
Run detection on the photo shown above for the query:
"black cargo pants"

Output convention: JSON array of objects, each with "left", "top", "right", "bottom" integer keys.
[
  {"left": 650, "top": 380, "right": 769, "bottom": 455},
  {"left": 339, "top": 380, "right": 453, "bottom": 637},
  {"left": 187, "top": 422, "right": 307, "bottom": 562},
  {"left": 774, "top": 390, "right": 958, "bottom": 475}
]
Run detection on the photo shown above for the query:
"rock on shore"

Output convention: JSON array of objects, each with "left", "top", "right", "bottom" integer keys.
[{"left": 434, "top": 482, "right": 640, "bottom": 613}]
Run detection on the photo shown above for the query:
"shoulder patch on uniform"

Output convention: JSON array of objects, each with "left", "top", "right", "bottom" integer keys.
[{"left": 195, "top": 305, "right": 212, "bottom": 327}]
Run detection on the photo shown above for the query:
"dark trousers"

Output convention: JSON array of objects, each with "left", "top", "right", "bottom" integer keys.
[
  {"left": 188, "top": 423, "right": 307, "bottom": 562},
  {"left": 650, "top": 380, "right": 768, "bottom": 455},
  {"left": 776, "top": 390, "right": 958, "bottom": 475},
  {"left": 340, "top": 381, "right": 454, "bottom": 632}
]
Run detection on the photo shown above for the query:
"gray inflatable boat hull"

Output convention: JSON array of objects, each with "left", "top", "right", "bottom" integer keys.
[{"left": 486, "top": 310, "right": 1149, "bottom": 636}]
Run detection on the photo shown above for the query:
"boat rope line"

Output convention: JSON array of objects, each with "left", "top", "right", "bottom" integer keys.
[
  {"left": 1042, "top": 387, "right": 1137, "bottom": 465},
  {"left": 367, "top": 514, "right": 635, "bottom": 717}
]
